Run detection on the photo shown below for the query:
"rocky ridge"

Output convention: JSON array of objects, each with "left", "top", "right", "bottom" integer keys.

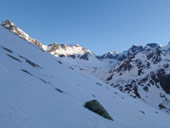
[
  {"left": 105, "top": 44, "right": 170, "bottom": 112},
  {"left": 0, "top": 20, "right": 43, "bottom": 48}
]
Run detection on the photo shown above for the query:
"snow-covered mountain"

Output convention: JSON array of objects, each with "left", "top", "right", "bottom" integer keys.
[
  {"left": 105, "top": 43, "right": 170, "bottom": 112},
  {"left": 45, "top": 43, "right": 92, "bottom": 58},
  {"left": 43, "top": 43, "right": 105, "bottom": 67},
  {"left": 0, "top": 20, "right": 113, "bottom": 69},
  {"left": 2, "top": 22, "right": 170, "bottom": 128},
  {"left": 97, "top": 45, "right": 144, "bottom": 61},
  {"left": 0, "top": 20, "right": 43, "bottom": 48},
  {"left": 0, "top": 20, "right": 145, "bottom": 70}
]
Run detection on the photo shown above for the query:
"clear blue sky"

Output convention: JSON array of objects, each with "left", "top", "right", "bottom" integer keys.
[{"left": 1, "top": 0, "right": 170, "bottom": 55}]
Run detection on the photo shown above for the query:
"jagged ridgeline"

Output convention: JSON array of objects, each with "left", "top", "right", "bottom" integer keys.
[{"left": 0, "top": 20, "right": 43, "bottom": 48}]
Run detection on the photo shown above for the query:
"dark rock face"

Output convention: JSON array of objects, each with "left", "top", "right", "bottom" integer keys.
[
  {"left": 97, "top": 45, "right": 144, "bottom": 62},
  {"left": 59, "top": 54, "right": 65, "bottom": 57},
  {"left": 156, "top": 69, "right": 170, "bottom": 94},
  {"left": 143, "top": 86, "right": 149, "bottom": 92},
  {"left": 119, "top": 45, "right": 144, "bottom": 61},
  {"left": 129, "top": 45, "right": 144, "bottom": 54},
  {"left": 60, "top": 44, "right": 67, "bottom": 50},
  {"left": 107, "top": 74, "right": 113, "bottom": 81},
  {"left": 144, "top": 43, "right": 160, "bottom": 50},
  {"left": 159, "top": 103, "right": 166, "bottom": 109},
  {"left": 84, "top": 100, "right": 113, "bottom": 121},
  {"left": 96, "top": 51, "right": 118, "bottom": 60},
  {"left": 80, "top": 53, "right": 89, "bottom": 60},
  {"left": 146, "top": 49, "right": 162, "bottom": 64},
  {"left": 1, "top": 20, "right": 15, "bottom": 30},
  {"left": 103, "top": 53, "right": 116, "bottom": 59},
  {"left": 116, "top": 56, "right": 135, "bottom": 73},
  {"left": 68, "top": 55, "right": 76, "bottom": 59},
  {"left": 116, "top": 54, "right": 127, "bottom": 61},
  {"left": 47, "top": 43, "right": 59, "bottom": 52}
]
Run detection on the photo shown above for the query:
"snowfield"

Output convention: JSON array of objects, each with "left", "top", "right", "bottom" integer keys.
[{"left": 0, "top": 26, "right": 170, "bottom": 128}]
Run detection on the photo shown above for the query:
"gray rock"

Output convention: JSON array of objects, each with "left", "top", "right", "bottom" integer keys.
[{"left": 84, "top": 100, "right": 113, "bottom": 121}]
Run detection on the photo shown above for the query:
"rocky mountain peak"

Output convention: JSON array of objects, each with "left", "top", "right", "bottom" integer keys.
[
  {"left": 144, "top": 43, "right": 161, "bottom": 50},
  {"left": 0, "top": 20, "right": 15, "bottom": 29},
  {"left": 45, "top": 42, "right": 94, "bottom": 61},
  {"left": 1, "top": 20, "right": 95, "bottom": 61},
  {"left": 126, "top": 44, "right": 144, "bottom": 54},
  {"left": 0, "top": 20, "right": 43, "bottom": 49},
  {"left": 47, "top": 43, "right": 59, "bottom": 52},
  {"left": 97, "top": 50, "right": 119, "bottom": 60}
]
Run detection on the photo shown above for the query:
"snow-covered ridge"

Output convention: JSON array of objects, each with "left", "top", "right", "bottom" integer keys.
[
  {"left": 0, "top": 20, "right": 94, "bottom": 57},
  {"left": 0, "top": 20, "right": 43, "bottom": 48},
  {"left": 0, "top": 20, "right": 164, "bottom": 64},
  {"left": 45, "top": 43, "right": 93, "bottom": 57},
  {"left": 104, "top": 44, "right": 170, "bottom": 113},
  {"left": 0, "top": 20, "right": 98, "bottom": 61}
]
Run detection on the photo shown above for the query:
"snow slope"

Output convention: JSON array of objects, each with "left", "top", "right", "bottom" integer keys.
[
  {"left": 43, "top": 42, "right": 116, "bottom": 80},
  {"left": 0, "top": 20, "right": 43, "bottom": 48},
  {"left": 1, "top": 20, "right": 145, "bottom": 82},
  {"left": 0, "top": 25, "right": 170, "bottom": 128},
  {"left": 0, "top": 20, "right": 120, "bottom": 78}
]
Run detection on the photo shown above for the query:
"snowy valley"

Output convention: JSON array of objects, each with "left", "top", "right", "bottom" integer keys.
[{"left": 0, "top": 20, "right": 170, "bottom": 128}]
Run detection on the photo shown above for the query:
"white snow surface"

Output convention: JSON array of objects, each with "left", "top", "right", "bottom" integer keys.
[
  {"left": 0, "top": 26, "right": 170, "bottom": 128},
  {"left": 50, "top": 44, "right": 92, "bottom": 56}
]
